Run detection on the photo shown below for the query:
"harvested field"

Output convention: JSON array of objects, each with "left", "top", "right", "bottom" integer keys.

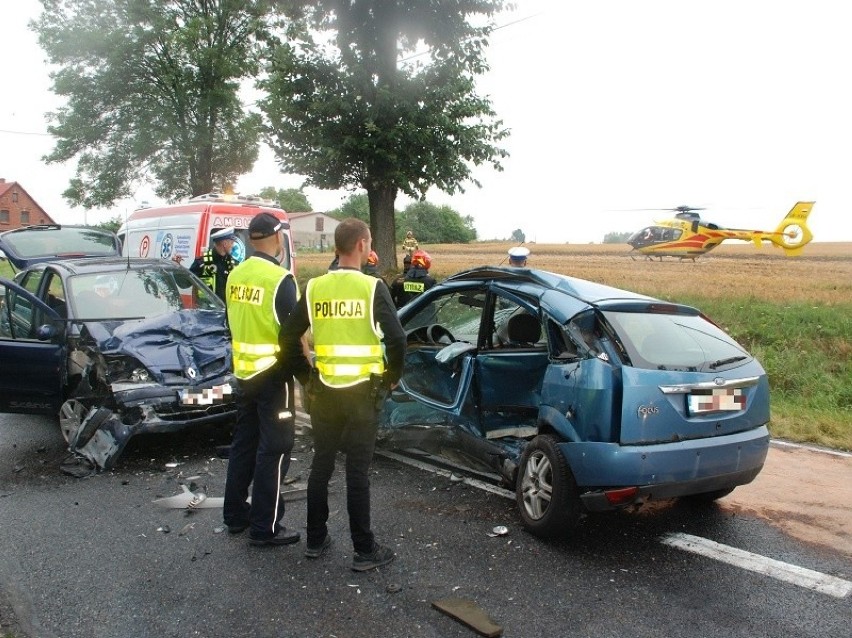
[{"left": 298, "top": 241, "right": 852, "bottom": 304}]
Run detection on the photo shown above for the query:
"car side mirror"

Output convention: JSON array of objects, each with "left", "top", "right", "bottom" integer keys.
[{"left": 35, "top": 323, "right": 59, "bottom": 340}]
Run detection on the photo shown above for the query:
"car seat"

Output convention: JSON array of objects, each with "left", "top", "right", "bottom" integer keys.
[{"left": 506, "top": 313, "right": 541, "bottom": 347}]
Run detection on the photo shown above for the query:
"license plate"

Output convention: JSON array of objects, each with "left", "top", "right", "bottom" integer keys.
[
  {"left": 179, "top": 383, "right": 234, "bottom": 406},
  {"left": 688, "top": 388, "right": 746, "bottom": 415}
]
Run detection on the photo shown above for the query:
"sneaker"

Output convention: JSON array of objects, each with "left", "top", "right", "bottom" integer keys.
[
  {"left": 248, "top": 528, "right": 301, "bottom": 547},
  {"left": 351, "top": 543, "right": 395, "bottom": 572},
  {"left": 304, "top": 535, "right": 332, "bottom": 559},
  {"left": 226, "top": 522, "right": 249, "bottom": 535}
]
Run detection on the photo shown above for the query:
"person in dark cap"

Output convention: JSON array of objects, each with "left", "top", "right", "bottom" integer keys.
[
  {"left": 507, "top": 246, "right": 530, "bottom": 267},
  {"left": 189, "top": 227, "right": 237, "bottom": 301},
  {"left": 222, "top": 211, "right": 302, "bottom": 547}
]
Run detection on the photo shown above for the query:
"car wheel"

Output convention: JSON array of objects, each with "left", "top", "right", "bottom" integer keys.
[
  {"left": 516, "top": 434, "right": 582, "bottom": 538},
  {"left": 59, "top": 399, "right": 89, "bottom": 444},
  {"left": 71, "top": 407, "right": 113, "bottom": 449},
  {"left": 685, "top": 487, "right": 736, "bottom": 503}
]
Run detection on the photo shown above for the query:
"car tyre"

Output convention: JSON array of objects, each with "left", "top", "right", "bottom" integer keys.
[
  {"left": 516, "top": 434, "right": 582, "bottom": 538},
  {"left": 59, "top": 399, "right": 89, "bottom": 444},
  {"left": 70, "top": 406, "right": 112, "bottom": 449}
]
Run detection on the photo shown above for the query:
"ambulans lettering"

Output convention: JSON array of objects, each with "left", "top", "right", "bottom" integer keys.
[
  {"left": 313, "top": 299, "right": 366, "bottom": 319},
  {"left": 212, "top": 216, "right": 251, "bottom": 229},
  {"left": 229, "top": 284, "right": 264, "bottom": 305}
]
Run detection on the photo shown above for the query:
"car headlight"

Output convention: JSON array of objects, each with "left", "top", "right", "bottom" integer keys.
[
  {"left": 130, "top": 368, "right": 151, "bottom": 383},
  {"left": 105, "top": 357, "right": 153, "bottom": 384}
]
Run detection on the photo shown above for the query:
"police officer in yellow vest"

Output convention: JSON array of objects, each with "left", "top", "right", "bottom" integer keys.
[
  {"left": 189, "top": 228, "right": 237, "bottom": 302},
  {"left": 279, "top": 218, "right": 405, "bottom": 570},
  {"left": 223, "top": 212, "right": 301, "bottom": 546}
]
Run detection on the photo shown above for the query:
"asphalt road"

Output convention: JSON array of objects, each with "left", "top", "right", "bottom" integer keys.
[{"left": 1, "top": 412, "right": 850, "bottom": 638}]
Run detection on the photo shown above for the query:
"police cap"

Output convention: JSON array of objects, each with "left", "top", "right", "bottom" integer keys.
[{"left": 248, "top": 212, "right": 283, "bottom": 239}]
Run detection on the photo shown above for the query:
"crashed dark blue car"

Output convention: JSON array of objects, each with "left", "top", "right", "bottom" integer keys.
[
  {"left": 0, "top": 225, "right": 236, "bottom": 469},
  {"left": 379, "top": 266, "right": 770, "bottom": 538}
]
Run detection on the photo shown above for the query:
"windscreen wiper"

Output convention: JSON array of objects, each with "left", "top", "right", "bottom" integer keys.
[{"left": 708, "top": 355, "right": 747, "bottom": 370}]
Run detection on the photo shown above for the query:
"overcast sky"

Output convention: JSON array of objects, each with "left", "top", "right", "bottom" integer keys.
[{"left": 2, "top": 0, "right": 850, "bottom": 245}]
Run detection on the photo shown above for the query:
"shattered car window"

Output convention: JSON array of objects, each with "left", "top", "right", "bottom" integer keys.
[
  {"left": 68, "top": 268, "right": 222, "bottom": 320},
  {"left": 603, "top": 309, "right": 751, "bottom": 372},
  {"left": 405, "top": 290, "right": 485, "bottom": 344}
]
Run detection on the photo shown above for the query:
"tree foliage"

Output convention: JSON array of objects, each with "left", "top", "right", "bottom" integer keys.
[
  {"left": 34, "top": 0, "right": 278, "bottom": 209},
  {"left": 326, "top": 193, "right": 372, "bottom": 223},
  {"left": 92, "top": 215, "right": 124, "bottom": 234},
  {"left": 259, "top": 0, "right": 509, "bottom": 268},
  {"left": 398, "top": 201, "right": 476, "bottom": 244},
  {"left": 510, "top": 228, "right": 525, "bottom": 243},
  {"left": 258, "top": 186, "right": 313, "bottom": 212}
]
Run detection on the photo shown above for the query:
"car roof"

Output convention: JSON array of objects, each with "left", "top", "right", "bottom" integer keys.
[
  {"left": 0, "top": 224, "right": 121, "bottom": 269},
  {"left": 32, "top": 257, "right": 182, "bottom": 276},
  {"left": 445, "top": 266, "right": 655, "bottom": 305}
]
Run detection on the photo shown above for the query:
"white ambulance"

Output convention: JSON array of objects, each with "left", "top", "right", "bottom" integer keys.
[{"left": 117, "top": 193, "right": 296, "bottom": 273}]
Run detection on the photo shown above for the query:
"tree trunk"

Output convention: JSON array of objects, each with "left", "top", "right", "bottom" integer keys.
[{"left": 368, "top": 185, "right": 399, "bottom": 272}]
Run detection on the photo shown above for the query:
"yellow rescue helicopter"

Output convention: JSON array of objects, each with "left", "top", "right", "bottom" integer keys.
[{"left": 626, "top": 201, "right": 814, "bottom": 261}]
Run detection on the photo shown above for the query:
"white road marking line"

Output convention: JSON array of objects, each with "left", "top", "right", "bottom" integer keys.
[
  {"left": 660, "top": 532, "right": 852, "bottom": 599},
  {"left": 376, "top": 450, "right": 515, "bottom": 500},
  {"left": 770, "top": 439, "right": 852, "bottom": 459}
]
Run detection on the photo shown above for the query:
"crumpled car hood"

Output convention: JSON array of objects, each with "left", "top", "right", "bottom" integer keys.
[{"left": 83, "top": 309, "right": 231, "bottom": 384}]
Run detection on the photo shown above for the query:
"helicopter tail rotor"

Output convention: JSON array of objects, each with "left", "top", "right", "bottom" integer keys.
[{"left": 770, "top": 201, "right": 815, "bottom": 256}]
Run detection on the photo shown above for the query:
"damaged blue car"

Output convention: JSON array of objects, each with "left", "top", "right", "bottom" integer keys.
[
  {"left": 0, "top": 225, "right": 236, "bottom": 469},
  {"left": 379, "top": 266, "right": 770, "bottom": 538}
]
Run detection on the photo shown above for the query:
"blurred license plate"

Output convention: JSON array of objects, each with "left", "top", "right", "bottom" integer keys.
[
  {"left": 688, "top": 388, "right": 745, "bottom": 415},
  {"left": 179, "top": 383, "right": 234, "bottom": 406}
]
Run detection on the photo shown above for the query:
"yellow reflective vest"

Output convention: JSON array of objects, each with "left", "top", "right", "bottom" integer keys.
[
  {"left": 307, "top": 270, "right": 385, "bottom": 388},
  {"left": 226, "top": 256, "right": 292, "bottom": 380},
  {"left": 198, "top": 249, "right": 235, "bottom": 292}
]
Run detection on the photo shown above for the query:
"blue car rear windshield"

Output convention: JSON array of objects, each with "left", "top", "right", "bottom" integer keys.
[
  {"left": 602, "top": 310, "right": 752, "bottom": 372},
  {"left": 2, "top": 226, "right": 118, "bottom": 259}
]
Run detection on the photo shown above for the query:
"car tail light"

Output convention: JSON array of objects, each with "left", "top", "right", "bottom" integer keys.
[{"left": 604, "top": 486, "right": 640, "bottom": 506}]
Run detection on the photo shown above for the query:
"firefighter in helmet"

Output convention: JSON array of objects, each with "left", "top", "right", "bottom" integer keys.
[{"left": 391, "top": 249, "right": 435, "bottom": 308}]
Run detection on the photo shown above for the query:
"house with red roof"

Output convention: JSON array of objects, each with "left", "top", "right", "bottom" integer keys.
[{"left": 0, "top": 178, "right": 56, "bottom": 230}]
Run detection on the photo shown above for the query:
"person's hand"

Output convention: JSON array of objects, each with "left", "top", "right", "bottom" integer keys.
[{"left": 172, "top": 255, "right": 184, "bottom": 265}]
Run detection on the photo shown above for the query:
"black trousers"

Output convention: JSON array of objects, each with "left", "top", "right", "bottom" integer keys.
[
  {"left": 306, "top": 382, "right": 378, "bottom": 554},
  {"left": 223, "top": 367, "right": 295, "bottom": 539}
]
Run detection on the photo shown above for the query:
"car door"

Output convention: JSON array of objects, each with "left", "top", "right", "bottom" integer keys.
[
  {"left": 0, "top": 278, "right": 66, "bottom": 414},
  {"left": 385, "top": 286, "right": 486, "bottom": 432},
  {"left": 474, "top": 288, "right": 550, "bottom": 439}
]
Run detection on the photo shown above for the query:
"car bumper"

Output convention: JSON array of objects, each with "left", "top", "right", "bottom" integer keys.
[
  {"left": 111, "top": 377, "right": 237, "bottom": 432},
  {"left": 559, "top": 426, "right": 770, "bottom": 511}
]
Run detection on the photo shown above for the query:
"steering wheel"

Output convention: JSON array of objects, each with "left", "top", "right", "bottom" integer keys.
[{"left": 427, "top": 324, "right": 456, "bottom": 345}]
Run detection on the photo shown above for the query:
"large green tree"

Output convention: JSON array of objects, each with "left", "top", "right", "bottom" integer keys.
[
  {"left": 35, "top": 0, "right": 279, "bottom": 209},
  {"left": 260, "top": 0, "right": 509, "bottom": 269},
  {"left": 398, "top": 201, "right": 477, "bottom": 244},
  {"left": 326, "top": 193, "right": 372, "bottom": 223},
  {"left": 258, "top": 186, "right": 313, "bottom": 211}
]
